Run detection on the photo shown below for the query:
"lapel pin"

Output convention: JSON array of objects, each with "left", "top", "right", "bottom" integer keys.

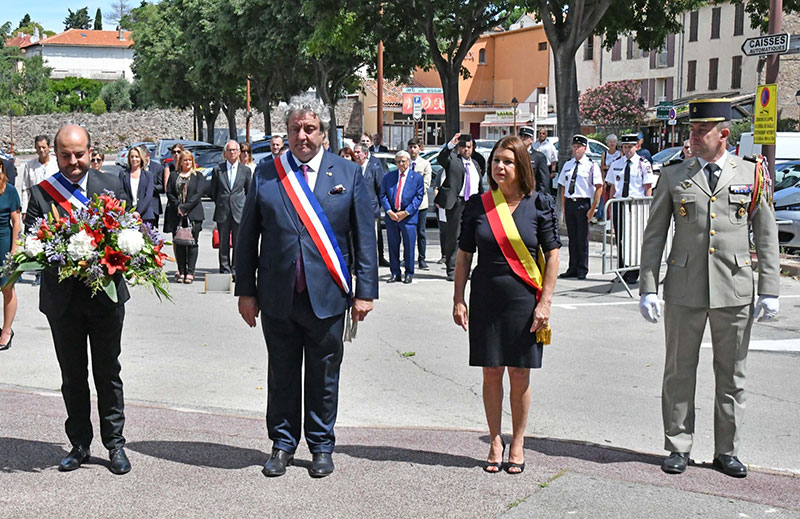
[{"left": 326, "top": 171, "right": 333, "bottom": 177}]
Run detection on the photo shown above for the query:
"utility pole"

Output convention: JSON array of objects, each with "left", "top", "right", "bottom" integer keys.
[
  {"left": 763, "top": 0, "right": 782, "bottom": 193},
  {"left": 246, "top": 76, "right": 252, "bottom": 145},
  {"left": 376, "top": 1, "right": 384, "bottom": 144}
]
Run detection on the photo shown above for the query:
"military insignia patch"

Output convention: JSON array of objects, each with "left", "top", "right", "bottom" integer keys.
[
  {"left": 729, "top": 184, "right": 753, "bottom": 194},
  {"left": 679, "top": 180, "right": 693, "bottom": 189}
]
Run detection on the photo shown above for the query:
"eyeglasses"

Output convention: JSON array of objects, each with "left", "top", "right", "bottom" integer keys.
[
  {"left": 91, "top": 158, "right": 103, "bottom": 163},
  {"left": 226, "top": 148, "right": 240, "bottom": 152},
  {"left": 683, "top": 145, "right": 690, "bottom": 149},
  {"left": 240, "top": 150, "right": 250, "bottom": 154},
  {"left": 171, "top": 150, "right": 181, "bottom": 154}
]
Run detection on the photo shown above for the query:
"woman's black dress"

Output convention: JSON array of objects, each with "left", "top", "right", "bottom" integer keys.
[{"left": 458, "top": 192, "right": 561, "bottom": 368}]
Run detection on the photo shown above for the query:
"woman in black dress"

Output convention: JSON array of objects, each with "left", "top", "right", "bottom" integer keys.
[
  {"left": 164, "top": 150, "right": 205, "bottom": 284},
  {"left": 453, "top": 136, "right": 560, "bottom": 474}
]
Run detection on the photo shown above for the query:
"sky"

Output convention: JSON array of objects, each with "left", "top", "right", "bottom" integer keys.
[{"left": 0, "top": 1, "right": 130, "bottom": 34}]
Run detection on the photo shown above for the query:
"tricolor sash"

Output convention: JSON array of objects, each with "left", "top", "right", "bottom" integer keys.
[
  {"left": 481, "top": 189, "right": 551, "bottom": 344},
  {"left": 274, "top": 152, "right": 351, "bottom": 295},
  {"left": 39, "top": 172, "right": 90, "bottom": 213}
]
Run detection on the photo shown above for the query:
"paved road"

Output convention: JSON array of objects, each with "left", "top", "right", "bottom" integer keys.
[{"left": 2, "top": 176, "right": 799, "bottom": 517}]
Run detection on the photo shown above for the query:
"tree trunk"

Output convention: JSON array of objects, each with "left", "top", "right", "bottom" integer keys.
[
  {"left": 314, "top": 62, "right": 339, "bottom": 154},
  {"left": 193, "top": 104, "right": 203, "bottom": 141},
  {"left": 437, "top": 65, "right": 461, "bottom": 140},
  {"left": 552, "top": 44, "right": 581, "bottom": 169},
  {"left": 252, "top": 77, "right": 274, "bottom": 135},
  {"left": 262, "top": 98, "right": 272, "bottom": 136},
  {"left": 202, "top": 102, "right": 220, "bottom": 144},
  {"left": 222, "top": 103, "right": 238, "bottom": 141}
]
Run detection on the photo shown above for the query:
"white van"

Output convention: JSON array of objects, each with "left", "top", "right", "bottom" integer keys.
[{"left": 736, "top": 132, "right": 800, "bottom": 163}]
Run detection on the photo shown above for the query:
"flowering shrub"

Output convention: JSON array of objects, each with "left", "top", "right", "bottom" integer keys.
[
  {"left": 2, "top": 192, "right": 171, "bottom": 302},
  {"left": 579, "top": 80, "right": 646, "bottom": 127}
]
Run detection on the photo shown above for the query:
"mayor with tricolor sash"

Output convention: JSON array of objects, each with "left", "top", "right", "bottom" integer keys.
[
  {"left": 452, "top": 135, "right": 560, "bottom": 475},
  {"left": 24, "top": 124, "right": 133, "bottom": 474},
  {"left": 236, "top": 94, "right": 378, "bottom": 478}
]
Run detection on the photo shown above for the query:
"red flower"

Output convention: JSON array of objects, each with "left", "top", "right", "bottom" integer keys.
[
  {"left": 100, "top": 246, "right": 130, "bottom": 275},
  {"left": 83, "top": 224, "right": 105, "bottom": 247},
  {"left": 153, "top": 243, "right": 167, "bottom": 267},
  {"left": 100, "top": 195, "right": 123, "bottom": 214},
  {"left": 102, "top": 212, "right": 120, "bottom": 230}
]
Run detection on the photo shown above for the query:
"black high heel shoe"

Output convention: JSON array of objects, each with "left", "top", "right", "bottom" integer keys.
[
  {"left": 483, "top": 438, "right": 506, "bottom": 473},
  {"left": 0, "top": 329, "right": 14, "bottom": 351}
]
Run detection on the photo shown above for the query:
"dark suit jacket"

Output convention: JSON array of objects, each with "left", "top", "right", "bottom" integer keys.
[
  {"left": 209, "top": 161, "right": 252, "bottom": 223},
  {"left": 24, "top": 169, "right": 130, "bottom": 317},
  {"left": 119, "top": 168, "right": 158, "bottom": 221},
  {"left": 163, "top": 171, "right": 206, "bottom": 233},
  {"left": 363, "top": 155, "right": 384, "bottom": 218},
  {"left": 370, "top": 144, "right": 388, "bottom": 153},
  {"left": 234, "top": 151, "right": 379, "bottom": 320},
  {"left": 529, "top": 147, "right": 551, "bottom": 195},
  {"left": 434, "top": 146, "right": 485, "bottom": 210},
  {"left": 2, "top": 158, "right": 16, "bottom": 185},
  {"left": 258, "top": 153, "right": 275, "bottom": 166},
  {"left": 148, "top": 160, "right": 165, "bottom": 214},
  {"left": 380, "top": 169, "right": 425, "bottom": 225}
]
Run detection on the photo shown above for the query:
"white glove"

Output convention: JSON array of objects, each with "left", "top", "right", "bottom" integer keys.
[
  {"left": 753, "top": 296, "right": 779, "bottom": 322},
  {"left": 639, "top": 294, "right": 662, "bottom": 323}
]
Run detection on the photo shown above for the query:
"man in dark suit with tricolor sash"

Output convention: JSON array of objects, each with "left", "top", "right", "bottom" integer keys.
[{"left": 236, "top": 94, "right": 378, "bottom": 478}]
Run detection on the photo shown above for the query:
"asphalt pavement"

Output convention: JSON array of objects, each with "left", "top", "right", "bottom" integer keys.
[{"left": 1, "top": 176, "right": 799, "bottom": 517}]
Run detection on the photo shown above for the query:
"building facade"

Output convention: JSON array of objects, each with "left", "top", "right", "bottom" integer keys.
[{"left": 21, "top": 29, "right": 134, "bottom": 82}]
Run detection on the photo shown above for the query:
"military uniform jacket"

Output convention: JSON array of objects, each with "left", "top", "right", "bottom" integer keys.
[{"left": 639, "top": 154, "right": 780, "bottom": 308}]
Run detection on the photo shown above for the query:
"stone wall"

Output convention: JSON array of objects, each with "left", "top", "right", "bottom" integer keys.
[
  {"left": 0, "top": 97, "right": 361, "bottom": 154},
  {"left": 778, "top": 14, "right": 800, "bottom": 122}
]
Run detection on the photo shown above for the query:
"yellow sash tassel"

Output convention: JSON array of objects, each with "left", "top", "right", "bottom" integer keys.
[{"left": 536, "top": 325, "right": 551, "bottom": 345}]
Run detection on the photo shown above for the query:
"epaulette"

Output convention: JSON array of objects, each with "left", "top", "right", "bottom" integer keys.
[
  {"left": 661, "top": 158, "right": 683, "bottom": 168},
  {"left": 742, "top": 155, "right": 758, "bottom": 163}
]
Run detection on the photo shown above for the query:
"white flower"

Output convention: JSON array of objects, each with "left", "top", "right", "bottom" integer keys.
[
  {"left": 67, "top": 229, "right": 96, "bottom": 261},
  {"left": 117, "top": 228, "right": 145, "bottom": 255},
  {"left": 24, "top": 236, "right": 44, "bottom": 257}
]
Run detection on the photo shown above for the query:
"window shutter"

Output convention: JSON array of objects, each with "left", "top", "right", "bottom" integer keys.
[
  {"left": 627, "top": 38, "right": 633, "bottom": 59},
  {"left": 667, "top": 34, "right": 675, "bottom": 67},
  {"left": 649, "top": 50, "right": 656, "bottom": 69},
  {"left": 665, "top": 77, "right": 674, "bottom": 101},
  {"left": 612, "top": 39, "right": 621, "bottom": 61},
  {"left": 648, "top": 79, "right": 656, "bottom": 106}
]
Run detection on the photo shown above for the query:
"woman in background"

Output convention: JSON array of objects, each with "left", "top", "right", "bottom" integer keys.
[
  {"left": 119, "top": 145, "right": 158, "bottom": 227},
  {"left": 0, "top": 160, "right": 21, "bottom": 350},
  {"left": 163, "top": 150, "right": 205, "bottom": 283}
]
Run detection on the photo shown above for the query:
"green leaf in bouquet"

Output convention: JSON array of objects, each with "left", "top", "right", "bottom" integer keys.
[
  {"left": 1, "top": 270, "right": 24, "bottom": 290},
  {"left": 102, "top": 278, "right": 118, "bottom": 303},
  {"left": 17, "top": 261, "right": 44, "bottom": 272}
]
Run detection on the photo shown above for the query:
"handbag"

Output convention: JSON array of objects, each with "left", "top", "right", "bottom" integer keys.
[
  {"left": 174, "top": 217, "right": 196, "bottom": 247},
  {"left": 212, "top": 227, "right": 233, "bottom": 249}
]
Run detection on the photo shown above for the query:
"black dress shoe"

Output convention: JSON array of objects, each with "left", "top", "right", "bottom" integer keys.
[
  {"left": 403, "top": 273, "right": 413, "bottom": 284},
  {"left": 378, "top": 257, "right": 390, "bottom": 267},
  {"left": 713, "top": 455, "right": 747, "bottom": 478},
  {"left": 109, "top": 448, "right": 131, "bottom": 475},
  {"left": 437, "top": 257, "right": 446, "bottom": 264},
  {"left": 446, "top": 273, "right": 454, "bottom": 282},
  {"left": 262, "top": 448, "right": 294, "bottom": 477},
  {"left": 576, "top": 274, "right": 587, "bottom": 280},
  {"left": 309, "top": 452, "right": 334, "bottom": 478},
  {"left": 418, "top": 260, "right": 430, "bottom": 270},
  {"left": 386, "top": 275, "right": 402, "bottom": 283},
  {"left": 558, "top": 271, "right": 577, "bottom": 279},
  {"left": 59, "top": 445, "right": 90, "bottom": 472},
  {"left": 661, "top": 452, "right": 689, "bottom": 474}
]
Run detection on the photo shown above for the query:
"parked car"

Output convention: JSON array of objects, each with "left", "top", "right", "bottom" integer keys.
[
  {"left": 116, "top": 142, "right": 157, "bottom": 168},
  {"left": 155, "top": 139, "right": 214, "bottom": 168},
  {"left": 736, "top": 132, "right": 800, "bottom": 163},
  {"left": 774, "top": 185, "right": 800, "bottom": 252},
  {"left": 650, "top": 146, "right": 684, "bottom": 173},
  {"left": 194, "top": 147, "right": 226, "bottom": 182},
  {"left": 774, "top": 160, "right": 800, "bottom": 192},
  {"left": 549, "top": 137, "right": 608, "bottom": 163}
]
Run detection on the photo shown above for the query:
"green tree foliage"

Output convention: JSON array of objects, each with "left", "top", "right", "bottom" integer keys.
[
  {"left": 64, "top": 7, "right": 91, "bottom": 30},
  {"left": 91, "top": 97, "right": 107, "bottom": 115},
  {"left": 100, "top": 79, "right": 133, "bottom": 111},
  {"left": 18, "top": 14, "right": 31, "bottom": 28},
  {"left": 94, "top": 8, "right": 103, "bottom": 30},
  {"left": 12, "top": 23, "right": 53, "bottom": 38},
  {"left": 391, "top": 0, "right": 526, "bottom": 137},
  {"left": 51, "top": 77, "right": 103, "bottom": 112},
  {"left": 579, "top": 80, "right": 645, "bottom": 126},
  {"left": 744, "top": 0, "right": 800, "bottom": 32},
  {"left": 13, "top": 56, "right": 57, "bottom": 114}
]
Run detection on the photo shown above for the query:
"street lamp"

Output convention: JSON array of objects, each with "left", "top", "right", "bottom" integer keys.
[
  {"left": 511, "top": 97, "right": 519, "bottom": 134},
  {"left": 795, "top": 89, "right": 800, "bottom": 132}
]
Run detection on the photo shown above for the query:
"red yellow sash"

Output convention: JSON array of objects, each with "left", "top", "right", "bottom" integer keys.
[{"left": 481, "top": 189, "right": 551, "bottom": 344}]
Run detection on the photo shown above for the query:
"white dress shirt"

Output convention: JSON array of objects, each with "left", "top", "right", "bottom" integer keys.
[
  {"left": 18, "top": 155, "right": 58, "bottom": 213},
  {"left": 226, "top": 160, "right": 238, "bottom": 187},
  {"left": 296, "top": 147, "right": 325, "bottom": 191},
  {"left": 696, "top": 151, "right": 729, "bottom": 187},
  {"left": 605, "top": 153, "right": 657, "bottom": 198},
  {"left": 558, "top": 156, "right": 602, "bottom": 199}
]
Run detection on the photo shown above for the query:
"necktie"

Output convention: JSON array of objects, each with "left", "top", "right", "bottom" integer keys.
[
  {"left": 622, "top": 159, "right": 631, "bottom": 198},
  {"left": 568, "top": 160, "right": 580, "bottom": 196},
  {"left": 463, "top": 161, "right": 471, "bottom": 200},
  {"left": 395, "top": 172, "right": 405, "bottom": 210},
  {"left": 229, "top": 164, "right": 235, "bottom": 187},
  {"left": 411, "top": 161, "right": 416, "bottom": 171},
  {"left": 295, "top": 165, "right": 309, "bottom": 292},
  {"left": 705, "top": 163, "right": 720, "bottom": 192}
]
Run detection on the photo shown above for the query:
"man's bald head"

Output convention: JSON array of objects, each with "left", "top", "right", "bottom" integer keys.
[{"left": 54, "top": 124, "right": 93, "bottom": 182}]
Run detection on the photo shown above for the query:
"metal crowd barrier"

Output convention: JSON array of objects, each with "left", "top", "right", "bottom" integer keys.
[{"left": 601, "top": 196, "right": 674, "bottom": 297}]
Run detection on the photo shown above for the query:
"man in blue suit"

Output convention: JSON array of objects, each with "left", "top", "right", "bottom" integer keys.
[
  {"left": 354, "top": 144, "right": 388, "bottom": 266},
  {"left": 380, "top": 151, "right": 424, "bottom": 284},
  {"left": 235, "top": 94, "right": 378, "bottom": 479}
]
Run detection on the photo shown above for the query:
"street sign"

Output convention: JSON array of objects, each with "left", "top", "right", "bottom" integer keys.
[
  {"left": 537, "top": 94, "right": 548, "bottom": 119},
  {"left": 668, "top": 108, "right": 677, "bottom": 125},
  {"left": 656, "top": 103, "right": 673, "bottom": 120},
  {"left": 412, "top": 95, "right": 422, "bottom": 121},
  {"left": 754, "top": 84, "right": 778, "bottom": 145},
  {"left": 741, "top": 33, "right": 790, "bottom": 56}
]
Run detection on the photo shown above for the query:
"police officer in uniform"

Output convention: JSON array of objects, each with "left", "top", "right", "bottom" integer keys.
[
  {"left": 557, "top": 135, "right": 603, "bottom": 279},
  {"left": 518, "top": 126, "right": 552, "bottom": 199},
  {"left": 639, "top": 99, "right": 780, "bottom": 478},
  {"left": 606, "top": 133, "right": 657, "bottom": 284}
]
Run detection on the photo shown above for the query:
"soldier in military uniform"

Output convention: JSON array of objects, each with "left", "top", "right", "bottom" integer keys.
[{"left": 639, "top": 99, "right": 780, "bottom": 478}]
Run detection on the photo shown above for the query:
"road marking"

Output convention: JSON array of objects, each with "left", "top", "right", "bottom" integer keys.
[
  {"left": 170, "top": 406, "right": 212, "bottom": 414},
  {"left": 702, "top": 339, "right": 800, "bottom": 352},
  {"left": 555, "top": 294, "right": 800, "bottom": 310}
]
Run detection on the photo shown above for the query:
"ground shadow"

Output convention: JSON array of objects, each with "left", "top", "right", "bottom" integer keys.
[
  {"left": 126, "top": 440, "right": 265, "bottom": 469},
  {"left": 0, "top": 437, "right": 68, "bottom": 473},
  {"left": 336, "top": 444, "right": 482, "bottom": 469},
  {"left": 512, "top": 435, "right": 663, "bottom": 467}
]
